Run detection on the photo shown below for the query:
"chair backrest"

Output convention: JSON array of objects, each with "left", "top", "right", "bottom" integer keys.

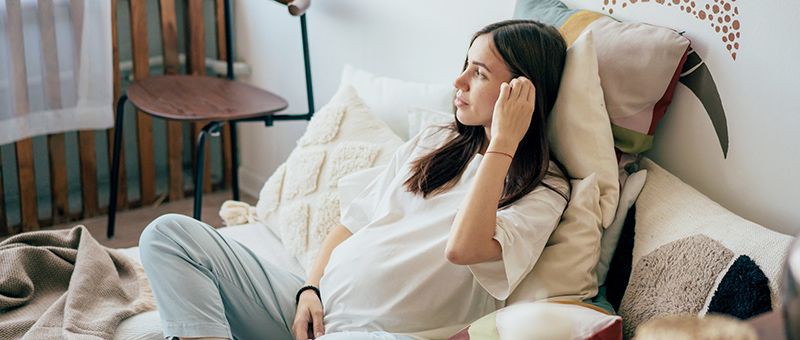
[{"left": 0, "top": 0, "right": 234, "bottom": 236}]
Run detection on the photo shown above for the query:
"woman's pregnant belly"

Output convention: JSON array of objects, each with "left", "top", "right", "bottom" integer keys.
[{"left": 319, "top": 226, "right": 496, "bottom": 334}]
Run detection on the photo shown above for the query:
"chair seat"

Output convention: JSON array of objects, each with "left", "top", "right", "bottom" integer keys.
[{"left": 126, "top": 75, "right": 289, "bottom": 121}]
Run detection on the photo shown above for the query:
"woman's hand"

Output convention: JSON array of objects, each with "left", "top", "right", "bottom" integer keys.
[
  {"left": 292, "top": 290, "right": 325, "bottom": 340},
  {"left": 489, "top": 77, "right": 536, "bottom": 151}
]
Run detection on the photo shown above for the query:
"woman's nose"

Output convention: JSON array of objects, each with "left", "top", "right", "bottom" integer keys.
[{"left": 454, "top": 72, "right": 469, "bottom": 91}]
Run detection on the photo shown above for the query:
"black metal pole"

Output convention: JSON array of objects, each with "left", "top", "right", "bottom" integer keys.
[
  {"left": 230, "top": 121, "right": 239, "bottom": 200},
  {"left": 300, "top": 14, "right": 314, "bottom": 117},
  {"left": 224, "top": 0, "right": 234, "bottom": 80},
  {"left": 193, "top": 121, "right": 222, "bottom": 219},
  {"left": 223, "top": 0, "right": 239, "bottom": 200},
  {"left": 107, "top": 93, "right": 127, "bottom": 239}
]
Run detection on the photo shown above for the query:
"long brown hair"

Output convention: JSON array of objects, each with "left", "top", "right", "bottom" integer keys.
[{"left": 404, "top": 20, "right": 569, "bottom": 208}]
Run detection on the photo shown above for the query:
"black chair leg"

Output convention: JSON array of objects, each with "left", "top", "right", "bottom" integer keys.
[
  {"left": 107, "top": 93, "right": 127, "bottom": 239},
  {"left": 230, "top": 121, "right": 239, "bottom": 201},
  {"left": 194, "top": 121, "right": 223, "bottom": 220}
]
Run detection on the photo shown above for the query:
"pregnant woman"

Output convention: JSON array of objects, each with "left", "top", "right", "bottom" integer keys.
[{"left": 139, "top": 19, "right": 570, "bottom": 340}]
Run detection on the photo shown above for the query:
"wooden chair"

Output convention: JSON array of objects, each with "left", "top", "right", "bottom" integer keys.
[{"left": 107, "top": 0, "right": 314, "bottom": 238}]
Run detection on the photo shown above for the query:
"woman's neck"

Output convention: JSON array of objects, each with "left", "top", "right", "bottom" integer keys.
[{"left": 479, "top": 127, "right": 491, "bottom": 155}]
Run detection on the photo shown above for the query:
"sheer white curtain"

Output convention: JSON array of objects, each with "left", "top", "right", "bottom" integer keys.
[{"left": 0, "top": 0, "right": 112, "bottom": 145}]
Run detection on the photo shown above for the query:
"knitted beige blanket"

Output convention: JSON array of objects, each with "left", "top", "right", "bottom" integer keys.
[{"left": 0, "top": 226, "right": 155, "bottom": 339}]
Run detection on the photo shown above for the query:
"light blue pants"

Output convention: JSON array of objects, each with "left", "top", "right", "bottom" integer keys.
[{"left": 139, "top": 214, "right": 413, "bottom": 340}]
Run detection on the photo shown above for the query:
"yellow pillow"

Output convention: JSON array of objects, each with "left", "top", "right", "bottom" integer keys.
[
  {"left": 547, "top": 30, "right": 619, "bottom": 228},
  {"left": 507, "top": 173, "right": 602, "bottom": 304}
]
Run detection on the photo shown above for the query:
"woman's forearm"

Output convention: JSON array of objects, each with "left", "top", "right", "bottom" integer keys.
[
  {"left": 446, "top": 138, "right": 517, "bottom": 265},
  {"left": 305, "top": 224, "right": 352, "bottom": 286}
]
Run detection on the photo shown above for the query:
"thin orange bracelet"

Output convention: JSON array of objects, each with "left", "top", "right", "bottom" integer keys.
[{"left": 485, "top": 150, "right": 513, "bottom": 160}]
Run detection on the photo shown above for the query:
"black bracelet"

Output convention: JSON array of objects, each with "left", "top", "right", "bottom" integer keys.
[{"left": 295, "top": 284, "right": 321, "bottom": 306}]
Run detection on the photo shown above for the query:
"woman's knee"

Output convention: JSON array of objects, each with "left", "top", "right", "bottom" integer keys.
[{"left": 139, "top": 213, "right": 200, "bottom": 259}]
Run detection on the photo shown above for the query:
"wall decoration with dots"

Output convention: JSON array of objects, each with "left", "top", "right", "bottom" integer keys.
[{"left": 601, "top": 0, "right": 741, "bottom": 60}]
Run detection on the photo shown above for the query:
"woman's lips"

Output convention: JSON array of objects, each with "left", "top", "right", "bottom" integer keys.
[{"left": 454, "top": 96, "right": 469, "bottom": 107}]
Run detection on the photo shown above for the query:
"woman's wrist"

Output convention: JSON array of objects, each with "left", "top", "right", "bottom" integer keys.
[
  {"left": 487, "top": 137, "right": 518, "bottom": 155},
  {"left": 296, "top": 284, "right": 322, "bottom": 305}
]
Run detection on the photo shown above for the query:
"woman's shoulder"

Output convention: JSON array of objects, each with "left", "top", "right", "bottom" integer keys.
[{"left": 539, "top": 160, "right": 571, "bottom": 202}]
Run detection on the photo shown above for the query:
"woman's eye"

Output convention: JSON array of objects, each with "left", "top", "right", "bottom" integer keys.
[{"left": 473, "top": 69, "right": 485, "bottom": 79}]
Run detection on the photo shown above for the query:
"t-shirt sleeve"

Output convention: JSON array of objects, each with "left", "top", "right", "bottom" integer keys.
[
  {"left": 467, "top": 179, "right": 570, "bottom": 300},
  {"left": 336, "top": 165, "right": 388, "bottom": 234},
  {"left": 337, "top": 127, "right": 437, "bottom": 234}
]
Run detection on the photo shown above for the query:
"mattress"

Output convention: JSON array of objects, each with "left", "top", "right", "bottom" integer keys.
[{"left": 113, "top": 222, "right": 302, "bottom": 340}]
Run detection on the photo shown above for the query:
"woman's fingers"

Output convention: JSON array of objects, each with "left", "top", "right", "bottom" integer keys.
[
  {"left": 527, "top": 81, "right": 536, "bottom": 104},
  {"left": 510, "top": 78, "right": 521, "bottom": 99},
  {"left": 515, "top": 77, "right": 532, "bottom": 102},
  {"left": 498, "top": 82, "right": 511, "bottom": 103},
  {"left": 293, "top": 319, "right": 309, "bottom": 340},
  {"left": 312, "top": 308, "right": 325, "bottom": 338},
  {"left": 293, "top": 307, "right": 313, "bottom": 340}
]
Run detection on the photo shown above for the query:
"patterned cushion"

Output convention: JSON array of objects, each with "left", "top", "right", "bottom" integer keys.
[
  {"left": 254, "top": 85, "right": 404, "bottom": 271},
  {"left": 609, "top": 157, "right": 792, "bottom": 337},
  {"left": 514, "top": 0, "right": 691, "bottom": 156}
]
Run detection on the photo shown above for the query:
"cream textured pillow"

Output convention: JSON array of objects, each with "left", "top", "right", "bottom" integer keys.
[
  {"left": 339, "top": 64, "right": 455, "bottom": 140},
  {"left": 254, "top": 85, "right": 404, "bottom": 271},
  {"left": 548, "top": 30, "right": 619, "bottom": 228},
  {"left": 507, "top": 173, "right": 602, "bottom": 305}
]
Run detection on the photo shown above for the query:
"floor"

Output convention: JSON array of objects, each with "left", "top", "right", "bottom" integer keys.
[{"left": 37, "top": 191, "right": 256, "bottom": 249}]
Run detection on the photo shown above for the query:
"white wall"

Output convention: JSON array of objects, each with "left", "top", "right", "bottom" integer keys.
[
  {"left": 234, "top": 0, "right": 514, "bottom": 200},
  {"left": 236, "top": 0, "right": 800, "bottom": 235}
]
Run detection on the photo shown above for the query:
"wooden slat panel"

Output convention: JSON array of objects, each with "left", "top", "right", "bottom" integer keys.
[
  {"left": 68, "top": 0, "right": 84, "bottom": 61},
  {"left": 215, "top": 0, "right": 233, "bottom": 190},
  {"left": 37, "top": 0, "right": 70, "bottom": 223},
  {"left": 15, "top": 140, "right": 38, "bottom": 232},
  {"left": 66, "top": 0, "right": 99, "bottom": 217},
  {"left": 159, "top": 0, "right": 180, "bottom": 75},
  {"left": 108, "top": 0, "right": 127, "bottom": 209},
  {"left": 186, "top": 0, "right": 205, "bottom": 77},
  {"left": 78, "top": 132, "right": 98, "bottom": 217},
  {"left": 47, "top": 135, "right": 69, "bottom": 221},
  {"left": 160, "top": 0, "right": 184, "bottom": 202},
  {"left": 187, "top": 0, "right": 212, "bottom": 193},
  {"left": 5, "top": 0, "right": 39, "bottom": 232},
  {"left": 129, "top": 0, "right": 156, "bottom": 205},
  {"left": 37, "top": 0, "right": 61, "bottom": 107}
]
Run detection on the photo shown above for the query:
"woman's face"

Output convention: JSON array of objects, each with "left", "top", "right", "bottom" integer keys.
[{"left": 453, "top": 34, "right": 513, "bottom": 129}]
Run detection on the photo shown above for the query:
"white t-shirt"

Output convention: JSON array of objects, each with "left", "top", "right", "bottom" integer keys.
[{"left": 320, "top": 126, "right": 569, "bottom": 337}]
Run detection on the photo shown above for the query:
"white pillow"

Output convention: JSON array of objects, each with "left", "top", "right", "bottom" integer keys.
[
  {"left": 339, "top": 64, "right": 455, "bottom": 140},
  {"left": 496, "top": 302, "right": 621, "bottom": 340},
  {"left": 595, "top": 169, "right": 647, "bottom": 286},
  {"left": 254, "top": 85, "right": 404, "bottom": 271},
  {"left": 407, "top": 107, "right": 453, "bottom": 138},
  {"left": 547, "top": 30, "right": 619, "bottom": 228}
]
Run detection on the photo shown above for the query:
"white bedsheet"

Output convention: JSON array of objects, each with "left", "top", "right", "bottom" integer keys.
[{"left": 113, "top": 222, "right": 302, "bottom": 340}]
